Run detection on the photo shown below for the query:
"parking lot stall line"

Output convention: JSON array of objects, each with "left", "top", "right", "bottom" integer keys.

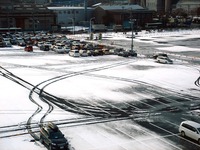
[
  {"left": 149, "top": 122, "right": 200, "bottom": 149},
  {"left": 95, "top": 123, "right": 156, "bottom": 150},
  {"left": 133, "top": 121, "right": 183, "bottom": 150}
]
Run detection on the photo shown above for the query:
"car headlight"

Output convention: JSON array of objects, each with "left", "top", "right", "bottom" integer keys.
[{"left": 51, "top": 143, "right": 57, "bottom": 146}]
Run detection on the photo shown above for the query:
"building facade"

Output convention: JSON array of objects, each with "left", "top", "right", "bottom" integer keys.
[
  {"left": 176, "top": 0, "right": 200, "bottom": 15},
  {"left": 145, "top": 0, "right": 178, "bottom": 15},
  {"left": 47, "top": 6, "right": 93, "bottom": 27},
  {"left": 0, "top": 3, "right": 56, "bottom": 31},
  {"left": 94, "top": 5, "right": 154, "bottom": 29}
]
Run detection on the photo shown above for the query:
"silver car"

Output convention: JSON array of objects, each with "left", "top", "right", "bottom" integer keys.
[
  {"left": 156, "top": 56, "right": 173, "bottom": 64},
  {"left": 69, "top": 50, "right": 80, "bottom": 57}
]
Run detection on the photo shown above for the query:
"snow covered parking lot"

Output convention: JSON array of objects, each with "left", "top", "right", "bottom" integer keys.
[{"left": 0, "top": 29, "right": 200, "bottom": 150}]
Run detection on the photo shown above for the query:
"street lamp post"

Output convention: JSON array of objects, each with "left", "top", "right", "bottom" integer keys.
[
  {"left": 89, "top": 17, "right": 95, "bottom": 34},
  {"left": 69, "top": 18, "right": 75, "bottom": 34},
  {"left": 129, "top": 19, "right": 136, "bottom": 51}
]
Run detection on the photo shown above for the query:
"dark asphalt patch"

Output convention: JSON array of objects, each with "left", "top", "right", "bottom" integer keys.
[
  {"left": 159, "top": 106, "right": 182, "bottom": 113},
  {"left": 129, "top": 102, "right": 151, "bottom": 109},
  {"left": 129, "top": 65, "right": 156, "bottom": 70},
  {"left": 172, "top": 97, "right": 190, "bottom": 102},
  {"left": 154, "top": 97, "right": 171, "bottom": 104},
  {"left": 143, "top": 99, "right": 161, "bottom": 106},
  {"left": 135, "top": 121, "right": 170, "bottom": 136}
]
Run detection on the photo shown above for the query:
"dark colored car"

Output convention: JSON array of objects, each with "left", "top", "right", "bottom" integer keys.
[
  {"left": 93, "top": 49, "right": 102, "bottom": 56},
  {"left": 40, "top": 122, "right": 68, "bottom": 150},
  {"left": 118, "top": 50, "right": 130, "bottom": 57},
  {"left": 127, "top": 50, "right": 137, "bottom": 57},
  {"left": 40, "top": 45, "right": 50, "bottom": 51},
  {"left": 17, "top": 38, "right": 26, "bottom": 47},
  {"left": 24, "top": 45, "right": 33, "bottom": 52},
  {"left": 118, "top": 50, "right": 137, "bottom": 57}
]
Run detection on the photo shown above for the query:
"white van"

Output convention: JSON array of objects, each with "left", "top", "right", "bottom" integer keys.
[{"left": 179, "top": 120, "right": 200, "bottom": 144}]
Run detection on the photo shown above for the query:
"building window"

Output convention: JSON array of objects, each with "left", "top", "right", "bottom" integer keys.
[
  {"left": 59, "top": 11, "right": 62, "bottom": 14},
  {"left": 76, "top": 10, "right": 79, "bottom": 14},
  {"left": 68, "top": 11, "right": 70, "bottom": 14}
]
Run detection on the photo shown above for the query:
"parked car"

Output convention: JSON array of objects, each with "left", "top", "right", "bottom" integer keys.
[
  {"left": 40, "top": 45, "right": 50, "bottom": 51},
  {"left": 63, "top": 46, "right": 71, "bottom": 53},
  {"left": 3, "top": 41, "right": 12, "bottom": 47},
  {"left": 156, "top": 56, "right": 173, "bottom": 64},
  {"left": 79, "top": 49, "right": 88, "bottom": 57},
  {"left": 153, "top": 53, "right": 168, "bottom": 59},
  {"left": 16, "top": 38, "right": 26, "bottom": 46},
  {"left": 40, "top": 122, "right": 69, "bottom": 150},
  {"left": 127, "top": 50, "right": 137, "bottom": 57},
  {"left": 86, "top": 50, "right": 94, "bottom": 56},
  {"left": 102, "top": 48, "right": 110, "bottom": 55},
  {"left": 93, "top": 49, "right": 104, "bottom": 56},
  {"left": 179, "top": 120, "right": 200, "bottom": 144},
  {"left": 24, "top": 45, "right": 33, "bottom": 52},
  {"left": 69, "top": 50, "right": 80, "bottom": 57},
  {"left": 53, "top": 44, "right": 67, "bottom": 54},
  {"left": 109, "top": 48, "right": 124, "bottom": 55},
  {"left": 118, "top": 50, "right": 130, "bottom": 57},
  {"left": 118, "top": 50, "right": 137, "bottom": 57}
]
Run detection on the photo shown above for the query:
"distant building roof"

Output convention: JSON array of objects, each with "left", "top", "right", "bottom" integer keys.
[
  {"left": 48, "top": 6, "right": 93, "bottom": 10},
  {"left": 177, "top": 0, "right": 200, "bottom": 5},
  {"left": 99, "top": 4, "right": 144, "bottom": 11}
]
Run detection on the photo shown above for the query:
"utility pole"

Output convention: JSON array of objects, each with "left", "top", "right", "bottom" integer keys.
[
  {"left": 84, "top": 0, "right": 88, "bottom": 21},
  {"left": 129, "top": 8, "right": 136, "bottom": 51}
]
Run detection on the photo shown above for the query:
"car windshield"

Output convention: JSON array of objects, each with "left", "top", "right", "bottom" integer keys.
[
  {"left": 197, "top": 128, "right": 200, "bottom": 133},
  {"left": 49, "top": 132, "right": 64, "bottom": 139},
  {"left": 160, "top": 54, "right": 167, "bottom": 57}
]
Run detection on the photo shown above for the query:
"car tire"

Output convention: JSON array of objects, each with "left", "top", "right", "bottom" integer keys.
[
  {"left": 49, "top": 145, "right": 52, "bottom": 150},
  {"left": 40, "top": 136, "right": 44, "bottom": 144},
  {"left": 198, "top": 139, "right": 200, "bottom": 145},
  {"left": 181, "top": 131, "right": 185, "bottom": 137}
]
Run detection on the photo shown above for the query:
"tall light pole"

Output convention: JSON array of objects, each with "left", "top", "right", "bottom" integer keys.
[
  {"left": 129, "top": 19, "right": 136, "bottom": 51},
  {"left": 89, "top": 17, "right": 95, "bottom": 34},
  {"left": 84, "top": 0, "right": 88, "bottom": 21},
  {"left": 68, "top": 18, "right": 74, "bottom": 34}
]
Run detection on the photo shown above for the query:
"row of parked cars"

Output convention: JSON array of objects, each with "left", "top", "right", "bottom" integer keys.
[
  {"left": 36, "top": 36, "right": 138, "bottom": 58},
  {"left": 0, "top": 32, "right": 138, "bottom": 58},
  {"left": 1, "top": 32, "right": 175, "bottom": 64}
]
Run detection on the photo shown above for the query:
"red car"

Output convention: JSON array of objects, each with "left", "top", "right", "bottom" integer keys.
[{"left": 24, "top": 45, "right": 33, "bottom": 52}]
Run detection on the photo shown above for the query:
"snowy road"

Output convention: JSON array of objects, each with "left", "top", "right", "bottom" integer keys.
[{"left": 0, "top": 30, "right": 200, "bottom": 150}]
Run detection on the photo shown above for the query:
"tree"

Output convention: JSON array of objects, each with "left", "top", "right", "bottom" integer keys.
[{"left": 172, "top": 8, "right": 187, "bottom": 18}]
